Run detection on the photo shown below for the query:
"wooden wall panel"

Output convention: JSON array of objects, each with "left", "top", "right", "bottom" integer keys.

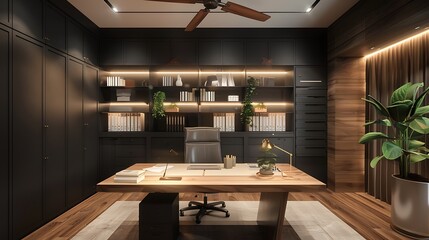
[{"left": 327, "top": 57, "right": 365, "bottom": 192}]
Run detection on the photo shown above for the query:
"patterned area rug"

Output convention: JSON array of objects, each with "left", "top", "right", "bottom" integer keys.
[{"left": 72, "top": 201, "right": 364, "bottom": 240}]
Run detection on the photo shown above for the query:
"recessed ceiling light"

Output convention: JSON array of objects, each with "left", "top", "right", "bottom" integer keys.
[
  {"left": 306, "top": 8, "right": 312, "bottom": 13},
  {"left": 370, "top": 47, "right": 375, "bottom": 50},
  {"left": 415, "top": 26, "right": 420, "bottom": 30},
  {"left": 112, "top": 7, "right": 118, "bottom": 13}
]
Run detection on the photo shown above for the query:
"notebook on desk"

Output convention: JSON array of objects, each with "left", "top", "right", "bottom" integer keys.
[{"left": 187, "top": 164, "right": 222, "bottom": 170}]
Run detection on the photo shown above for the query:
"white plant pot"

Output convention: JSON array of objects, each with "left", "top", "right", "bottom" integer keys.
[{"left": 391, "top": 175, "right": 429, "bottom": 238}]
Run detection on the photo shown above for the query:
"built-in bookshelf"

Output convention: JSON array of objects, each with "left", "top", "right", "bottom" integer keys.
[{"left": 98, "top": 66, "right": 294, "bottom": 133}]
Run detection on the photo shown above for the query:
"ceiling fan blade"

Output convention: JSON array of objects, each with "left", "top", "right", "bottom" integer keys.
[
  {"left": 185, "top": 9, "right": 209, "bottom": 31},
  {"left": 145, "top": 0, "right": 199, "bottom": 4},
  {"left": 221, "top": 1, "right": 270, "bottom": 22}
]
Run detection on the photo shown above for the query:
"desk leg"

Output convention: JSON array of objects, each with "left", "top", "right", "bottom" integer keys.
[{"left": 257, "top": 192, "right": 289, "bottom": 240}]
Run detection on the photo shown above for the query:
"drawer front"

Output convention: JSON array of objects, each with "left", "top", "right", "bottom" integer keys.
[
  {"left": 295, "top": 88, "right": 327, "bottom": 97},
  {"left": 296, "top": 112, "right": 326, "bottom": 120},
  {"left": 295, "top": 120, "right": 326, "bottom": 130},
  {"left": 296, "top": 129, "right": 326, "bottom": 138},
  {"left": 295, "top": 66, "right": 326, "bottom": 87},
  {"left": 296, "top": 103, "right": 327, "bottom": 112},
  {"left": 296, "top": 146, "right": 327, "bottom": 156},
  {"left": 296, "top": 95, "right": 327, "bottom": 104},
  {"left": 114, "top": 138, "right": 146, "bottom": 145},
  {"left": 295, "top": 139, "right": 326, "bottom": 147}
]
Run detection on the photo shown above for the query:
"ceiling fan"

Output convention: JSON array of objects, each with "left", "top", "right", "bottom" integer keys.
[{"left": 147, "top": 0, "right": 271, "bottom": 31}]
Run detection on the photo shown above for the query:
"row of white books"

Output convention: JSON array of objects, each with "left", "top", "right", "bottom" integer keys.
[
  {"left": 248, "top": 113, "right": 286, "bottom": 132},
  {"left": 213, "top": 113, "right": 235, "bottom": 132},
  {"left": 179, "top": 90, "right": 196, "bottom": 101},
  {"left": 162, "top": 76, "right": 174, "bottom": 86},
  {"left": 114, "top": 169, "right": 145, "bottom": 183},
  {"left": 107, "top": 76, "right": 126, "bottom": 86},
  {"left": 200, "top": 89, "right": 215, "bottom": 101},
  {"left": 108, "top": 113, "right": 145, "bottom": 132}
]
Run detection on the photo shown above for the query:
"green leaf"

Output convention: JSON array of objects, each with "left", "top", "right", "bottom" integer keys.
[
  {"left": 414, "top": 105, "right": 429, "bottom": 116},
  {"left": 364, "top": 119, "right": 392, "bottom": 127},
  {"left": 382, "top": 141, "right": 403, "bottom": 160},
  {"left": 409, "top": 117, "right": 429, "bottom": 134},
  {"left": 409, "top": 140, "right": 425, "bottom": 149},
  {"left": 363, "top": 96, "right": 390, "bottom": 117},
  {"left": 405, "top": 82, "right": 423, "bottom": 101},
  {"left": 387, "top": 100, "right": 413, "bottom": 122},
  {"left": 359, "top": 132, "right": 390, "bottom": 144},
  {"left": 408, "top": 151, "right": 429, "bottom": 163},
  {"left": 410, "top": 86, "right": 429, "bottom": 115},
  {"left": 390, "top": 82, "right": 412, "bottom": 104},
  {"left": 370, "top": 155, "right": 384, "bottom": 168}
]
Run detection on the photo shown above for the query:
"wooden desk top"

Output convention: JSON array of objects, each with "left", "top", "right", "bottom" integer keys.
[{"left": 97, "top": 163, "right": 326, "bottom": 193}]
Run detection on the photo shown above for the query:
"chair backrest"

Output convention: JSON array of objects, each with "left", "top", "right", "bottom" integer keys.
[{"left": 184, "top": 127, "right": 222, "bottom": 163}]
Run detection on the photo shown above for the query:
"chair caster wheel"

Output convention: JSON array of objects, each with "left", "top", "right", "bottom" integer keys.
[
  {"left": 196, "top": 219, "right": 201, "bottom": 224},
  {"left": 180, "top": 211, "right": 184, "bottom": 216},
  {"left": 188, "top": 203, "right": 192, "bottom": 207},
  {"left": 222, "top": 203, "right": 226, "bottom": 207},
  {"left": 226, "top": 212, "right": 230, "bottom": 217}
]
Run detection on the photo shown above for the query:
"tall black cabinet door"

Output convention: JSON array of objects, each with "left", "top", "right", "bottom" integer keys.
[
  {"left": 83, "top": 65, "right": 98, "bottom": 196},
  {"left": 0, "top": 0, "right": 11, "bottom": 25},
  {"left": 12, "top": 0, "right": 43, "bottom": 41},
  {"left": 0, "top": 25, "right": 10, "bottom": 239},
  {"left": 44, "top": 3, "right": 66, "bottom": 52},
  {"left": 67, "top": 19, "right": 84, "bottom": 60},
  {"left": 67, "top": 58, "right": 84, "bottom": 207},
  {"left": 12, "top": 33, "right": 44, "bottom": 239},
  {"left": 44, "top": 49, "right": 67, "bottom": 221}
]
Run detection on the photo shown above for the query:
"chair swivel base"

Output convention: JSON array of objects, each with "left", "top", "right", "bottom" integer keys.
[{"left": 180, "top": 196, "right": 230, "bottom": 224}]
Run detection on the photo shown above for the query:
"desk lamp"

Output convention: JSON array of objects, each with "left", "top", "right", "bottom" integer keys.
[{"left": 261, "top": 138, "right": 293, "bottom": 172}]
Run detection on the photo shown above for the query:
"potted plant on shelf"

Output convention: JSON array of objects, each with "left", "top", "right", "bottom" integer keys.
[
  {"left": 257, "top": 139, "right": 277, "bottom": 175},
  {"left": 359, "top": 82, "right": 429, "bottom": 238},
  {"left": 241, "top": 76, "right": 257, "bottom": 130},
  {"left": 152, "top": 91, "right": 166, "bottom": 131}
]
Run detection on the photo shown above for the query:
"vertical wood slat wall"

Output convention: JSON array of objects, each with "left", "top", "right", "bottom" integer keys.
[
  {"left": 366, "top": 31, "right": 429, "bottom": 203},
  {"left": 327, "top": 58, "right": 365, "bottom": 192}
]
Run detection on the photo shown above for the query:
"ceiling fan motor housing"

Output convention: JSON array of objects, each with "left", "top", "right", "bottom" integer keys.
[{"left": 203, "top": 0, "right": 219, "bottom": 9}]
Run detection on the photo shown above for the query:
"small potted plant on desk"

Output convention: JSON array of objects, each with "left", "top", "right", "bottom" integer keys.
[
  {"left": 257, "top": 139, "right": 277, "bottom": 175},
  {"left": 359, "top": 82, "right": 429, "bottom": 238}
]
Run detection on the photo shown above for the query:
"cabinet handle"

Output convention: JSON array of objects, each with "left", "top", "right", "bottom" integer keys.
[
  {"left": 44, "top": 124, "right": 49, "bottom": 128},
  {"left": 84, "top": 123, "right": 89, "bottom": 126},
  {"left": 44, "top": 156, "right": 49, "bottom": 160}
]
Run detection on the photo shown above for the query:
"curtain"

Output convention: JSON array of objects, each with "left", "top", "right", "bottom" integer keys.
[{"left": 365, "top": 32, "right": 429, "bottom": 203}]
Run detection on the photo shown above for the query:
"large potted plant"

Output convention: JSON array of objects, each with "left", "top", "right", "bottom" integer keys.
[{"left": 359, "top": 82, "right": 429, "bottom": 238}]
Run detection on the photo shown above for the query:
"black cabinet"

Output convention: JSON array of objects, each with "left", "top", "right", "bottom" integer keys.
[
  {"left": 12, "top": 0, "right": 43, "bottom": 40},
  {"left": 198, "top": 40, "right": 221, "bottom": 65},
  {"left": 171, "top": 39, "right": 196, "bottom": 65},
  {"left": 67, "top": 19, "right": 84, "bottom": 60},
  {"left": 0, "top": 25, "right": 10, "bottom": 239},
  {"left": 84, "top": 31, "right": 99, "bottom": 66},
  {"left": 150, "top": 137, "right": 184, "bottom": 163},
  {"left": 0, "top": 0, "right": 10, "bottom": 25},
  {"left": 44, "top": 48, "right": 67, "bottom": 221},
  {"left": 269, "top": 40, "right": 294, "bottom": 65},
  {"left": 44, "top": 3, "right": 66, "bottom": 52},
  {"left": 12, "top": 33, "right": 44, "bottom": 239},
  {"left": 67, "top": 20, "right": 99, "bottom": 66},
  {"left": 222, "top": 40, "right": 244, "bottom": 65},
  {"left": 295, "top": 66, "right": 326, "bottom": 86},
  {"left": 124, "top": 39, "right": 149, "bottom": 65},
  {"left": 83, "top": 65, "right": 99, "bottom": 196},
  {"left": 100, "top": 138, "right": 147, "bottom": 179},
  {"left": 245, "top": 40, "right": 268, "bottom": 65},
  {"left": 295, "top": 39, "right": 324, "bottom": 65},
  {"left": 67, "top": 58, "right": 84, "bottom": 207},
  {"left": 100, "top": 39, "right": 122, "bottom": 66},
  {"left": 150, "top": 39, "right": 171, "bottom": 65}
]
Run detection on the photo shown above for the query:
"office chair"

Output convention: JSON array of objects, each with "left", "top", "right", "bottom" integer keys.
[{"left": 179, "top": 127, "right": 230, "bottom": 224}]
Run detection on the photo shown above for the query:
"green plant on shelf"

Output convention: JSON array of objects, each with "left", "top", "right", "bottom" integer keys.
[
  {"left": 152, "top": 91, "right": 166, "bottom": 119},
  {"left": 241, "top": 76, "right": 257, "bottom": 126}
]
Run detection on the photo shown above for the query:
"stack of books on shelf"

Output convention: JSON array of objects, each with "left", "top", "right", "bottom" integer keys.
[
  {"left": 107, "top": 76, "right": 126, "bottom": 86},
  {"left": 200, "top": 89, "right": 215, "bottom": 101},
  {"left": 213, "top": 113, "right": 235, "bottom": 132},
  {"left": 162, "top": 76, "right": 174, "bottom": 86},
  {"left": 166, "top": 115, "right": 186, "bottom": 132},
  {"left": 108, "top": 113, "right": 145, "bottom": 132},
  {"left": 116, "top": 89, "right": 131, "bottom": 101},
  {"left": 114, "top": 169, "right": 145, "bottom": 183},
  {"left": 248, "top": 113, "right": 286, "bottom": 132},
  {"left": 179, "top": 89, "right": 196, "bottom": 101}
]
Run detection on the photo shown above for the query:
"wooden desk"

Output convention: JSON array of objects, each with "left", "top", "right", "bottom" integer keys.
[{"left": 97, "top": 163, "right": 325, "bottom": 240}]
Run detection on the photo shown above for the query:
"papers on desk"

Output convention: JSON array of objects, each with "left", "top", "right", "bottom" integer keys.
[
  {"left": 114, "top": 169, "right": 145, "bottom": 183},
  {"left": 143, "top": 164, "right": 173, "bottom": 176}
]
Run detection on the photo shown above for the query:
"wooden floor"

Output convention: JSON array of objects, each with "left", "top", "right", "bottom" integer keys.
[{"left": 25, "top": 191, "right": 410, "bottom": 240}]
